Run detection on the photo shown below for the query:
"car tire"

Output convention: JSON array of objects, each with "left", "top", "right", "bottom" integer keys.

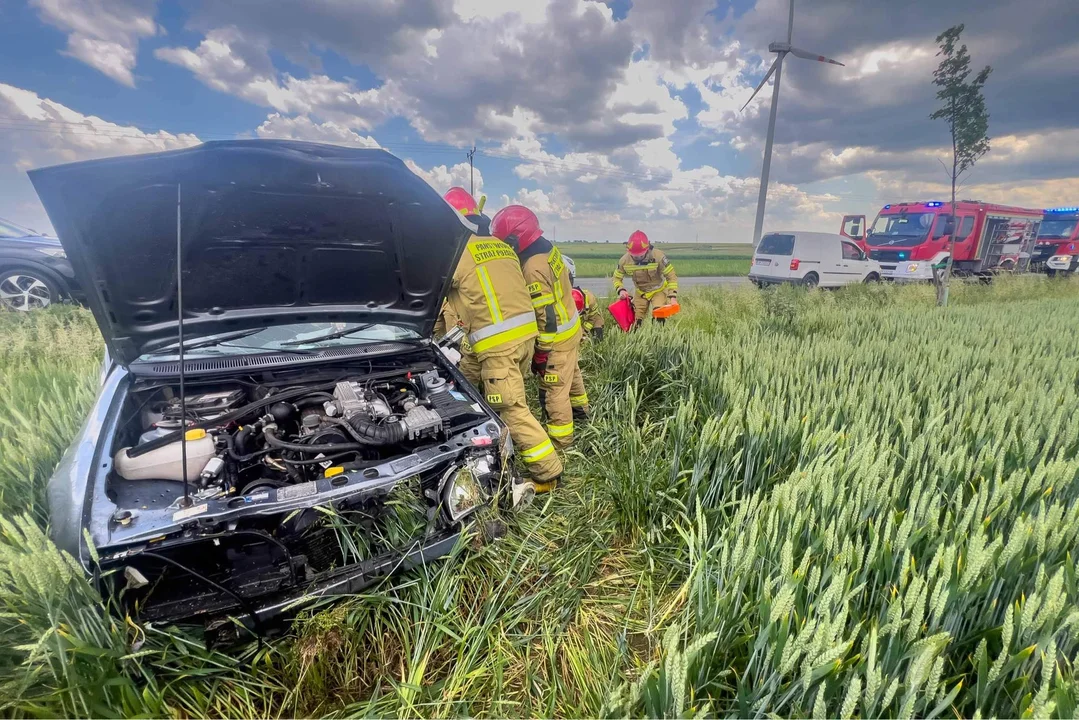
[
  {"left": 864, "top": 272, "right": 880, "bottom": 283},
  {"left": 0, "top": 266, "right": 60, "bottom": 311},
  {"left": 802, "top": 272, "right": 819, "bottom": 289}
]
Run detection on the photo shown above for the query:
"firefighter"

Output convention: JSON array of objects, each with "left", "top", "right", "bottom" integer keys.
[
  {"left": 440, "top": 188, "right": 563, "bottom": 493},
  {"left": 612, "top": 230, "right": 679, "bottom": 326},
  {"left": 564, "top": 255, "right": 604, "bottom": 342},
  {"left": 490, "top": 205, "right": 583, "bottom": 449}
]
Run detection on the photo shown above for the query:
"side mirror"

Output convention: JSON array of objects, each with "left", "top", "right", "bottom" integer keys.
[
  {"left": 849, "top": 224, "right": 862, "bottom": 237},
  {"left": 866, "top": 228, "right": 874, "bottom": 236}
]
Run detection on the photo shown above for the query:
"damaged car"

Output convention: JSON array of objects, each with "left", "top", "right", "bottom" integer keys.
[{"left": 30, "top": 140, "right": 528, "bottom": 638}]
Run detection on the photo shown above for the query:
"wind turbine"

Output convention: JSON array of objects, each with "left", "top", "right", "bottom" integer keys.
[{"left": 742, "top": 0, "right": 844, "bottom": 246}]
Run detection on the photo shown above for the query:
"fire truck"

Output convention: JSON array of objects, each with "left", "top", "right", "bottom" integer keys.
[
  {"left": 839, "top": 201, "right": 1042, "bottom": 281},
  {"left": 1034, "top": 207, "right": 1079, "bottom": 275}
]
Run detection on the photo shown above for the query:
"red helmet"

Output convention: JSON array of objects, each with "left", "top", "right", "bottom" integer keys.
[
  {"left": 490, "top": 205, "right": 543, "bottom": 251},
  {"left": 444, "top": 186, "right": 480, "bottom": 216},
  {"left": 627, "top": 230, "right": 650, "bottom": 257},
  {"left": 572, "top": 287, "right": 585, "bottom": 313}
]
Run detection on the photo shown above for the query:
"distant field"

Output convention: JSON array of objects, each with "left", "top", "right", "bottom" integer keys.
[{"left": 559, "top": 241, "right": 753, "bottom": 277}]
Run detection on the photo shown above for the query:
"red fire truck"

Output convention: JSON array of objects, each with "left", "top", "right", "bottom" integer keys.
[
  {"left": 839, "top": 201, "right": 1042, "bottom": 281},
  {"left": 1034, "top": 207, "right": 1079, "bottom": 275}
]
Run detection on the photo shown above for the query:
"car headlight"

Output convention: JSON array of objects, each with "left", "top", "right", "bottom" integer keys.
[
  {"left": 906, "top": 263, "right": 919, "bottom": 273},
  {"left": 442, "top": 464, "right": 485, "bottom": 522},
  {"left": 36, "top": 247, "right": 66, "bottom": 258}
]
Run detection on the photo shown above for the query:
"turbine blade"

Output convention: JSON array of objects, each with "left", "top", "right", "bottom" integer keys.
[
  {"left": 788, "top": 46, "right": 845, "bottom": 66},
  {"left": 787, "top": 0, "right": 795, "bottom": 43},
  {"left": 740, "top": 56, "right": 781, "bottom": 112}
]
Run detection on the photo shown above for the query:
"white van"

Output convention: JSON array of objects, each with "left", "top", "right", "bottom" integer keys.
[{"left": 749, "top": 231, "right": 883, "bottom": 288}]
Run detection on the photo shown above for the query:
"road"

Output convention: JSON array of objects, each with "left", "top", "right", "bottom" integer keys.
[{"left": 575, "top": 275, "right": 748, "bottom": 297}]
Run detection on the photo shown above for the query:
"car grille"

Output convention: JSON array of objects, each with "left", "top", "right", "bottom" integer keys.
[{"left": 869, "top": 250, "right": 908, "bottom": 263}]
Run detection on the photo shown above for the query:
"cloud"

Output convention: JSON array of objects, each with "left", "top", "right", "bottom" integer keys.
[
  {"left": 405, "top": 160, "right": 484, "bottom": 196},
  {"left": 155, "top": 29, "right": 392, "bottom": 129},
  {"left": 31, "top": 0, "right": 158, "bottom": 86},
  {"left": 187, "top": 0, "right": 453, "bottom": 70},
  {"left": 254, "top": 114, "right": 381, "bottom": 147},
  {"left": 0, "top": 83, "right": 200, "bottom": 231}
]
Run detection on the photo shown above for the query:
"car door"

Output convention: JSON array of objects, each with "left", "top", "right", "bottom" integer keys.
[
  {"left": 815, "top": 236, "right": 844, "bottom": 286},
  {"left": 838, "top": 240, "right": 867, "bottom": 284}
]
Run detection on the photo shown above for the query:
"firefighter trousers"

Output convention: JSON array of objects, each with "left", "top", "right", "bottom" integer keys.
[
  {"left": 539, "top": 341, "right": 581, "bottom": 448},
  {"left": 631, "top": 288, "right": 670, "bottom": 322},
  {"left": 569, "top": 359, "right": 589, "bottom": 419},
  {"left": 467, "top": 341, "right": 562, "bottom": 483}
]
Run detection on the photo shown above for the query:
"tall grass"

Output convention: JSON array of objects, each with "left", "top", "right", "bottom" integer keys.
[{"left": 2, "top": 276, "right": 1079, "bottom": 717}]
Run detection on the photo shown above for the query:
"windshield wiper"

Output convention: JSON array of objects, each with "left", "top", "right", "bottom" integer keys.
[
  {"left": 165, "top": 328, "right": 266, "bottom": 352},
  {"left": 279, "top": 323, "right": 379, "bottom": 346}
]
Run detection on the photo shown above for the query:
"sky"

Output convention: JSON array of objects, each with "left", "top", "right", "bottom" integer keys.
[{"left": 1, "top": 0, "right": 1078, "bottom": 244}]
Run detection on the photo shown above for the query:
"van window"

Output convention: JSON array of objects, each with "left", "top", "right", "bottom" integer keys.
[
  {"left": 758, "top": 234, "right": 795, "bottom": 256},
  {"left": 841, "top": 242, "right": 863, "bottom": 260}
]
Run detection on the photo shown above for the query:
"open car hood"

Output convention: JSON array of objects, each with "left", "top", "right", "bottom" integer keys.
[{"left": 29, "top": 140, "right": 473, "bottom": 367}]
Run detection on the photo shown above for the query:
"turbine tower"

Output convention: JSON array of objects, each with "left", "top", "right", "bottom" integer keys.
[{"left": 743, "top": 0, "right": 844, "bottom": 246}]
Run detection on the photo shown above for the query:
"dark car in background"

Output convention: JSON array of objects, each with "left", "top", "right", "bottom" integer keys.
[{"left": 0, "top": 217, "right": 83, "bottom": 310}]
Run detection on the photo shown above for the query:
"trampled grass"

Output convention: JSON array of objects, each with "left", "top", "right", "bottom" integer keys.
[
  {"left": 558, "top": 241, "right": 752, "bottom": 278},
  {"left": 3, "top": 276, "right": 1079, "bottom": 717}
]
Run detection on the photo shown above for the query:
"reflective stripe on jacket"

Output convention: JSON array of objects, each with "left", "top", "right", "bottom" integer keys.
[
  {"left": 445, "top": 236, "right": 539, "bottom": 358},
  {"left": 519, "top": 237, "right": 582, "bottom": 352},
  {"left": 612, "top": 247, "right": 679, "bottom": 296}
]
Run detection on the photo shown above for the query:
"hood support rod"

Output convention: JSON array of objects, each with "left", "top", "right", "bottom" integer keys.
[{"left": 177, "top": 183, "right": 192, "bottom": 508}]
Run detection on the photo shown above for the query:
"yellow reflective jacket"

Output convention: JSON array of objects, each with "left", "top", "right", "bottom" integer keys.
[
  {"left": 577, "top": 287, "right": 604, "bottom": 331},
  {"left": 612, "top": 248, "right": 679, "bottom": 298},
  {"left": 519, "top": 238, "right": 581, "bottom": 352},
  {"left": 443, "top": 236, "right": 539, "bottom": 359}
]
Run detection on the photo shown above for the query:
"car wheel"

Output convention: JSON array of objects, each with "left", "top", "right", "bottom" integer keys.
[
  {"left": 802, "top": 272, "right": 819, "bottom": 289},
  {"left": 0, "top": 268, "right": 59, "bottom": 311},
  {"left": 864, "top": 272, "right": 881, "bottom": 283}
]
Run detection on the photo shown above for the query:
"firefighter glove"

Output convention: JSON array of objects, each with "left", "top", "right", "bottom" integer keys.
[
  {"left": 618, "top": 288, "right": 630, "bottom": 299},
  {"left": 531, "top": 351, "right": 549, "bottom": 376}
]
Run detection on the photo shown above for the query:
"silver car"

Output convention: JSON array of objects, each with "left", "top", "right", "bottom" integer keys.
[{"left": 31, "top": 140, "right": 521, "bottom": 640}]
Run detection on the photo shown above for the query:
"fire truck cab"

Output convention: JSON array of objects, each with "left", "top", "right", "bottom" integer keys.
[
  {"left": 840, "top": 201, "right": 1042, "bottom": 281},
  {"left": 1036, "top": 207, "right": 1079, "bottom": 275}
]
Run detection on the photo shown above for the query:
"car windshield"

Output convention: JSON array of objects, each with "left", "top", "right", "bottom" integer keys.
[
  {"left": 0, "top": 219, "right": 36, "bottom": 238},
  {"left": 757, "top": 233, "right": 795, "bottom": 255},
  {"left": 871, "top": 213, "right": 935, "bottom": 238},
  {"left": 1038, "top": 219, "right": 1077, "bottom": 239},
  {"left": 138, "top": 322, "right": 420, "bottom": 360}
]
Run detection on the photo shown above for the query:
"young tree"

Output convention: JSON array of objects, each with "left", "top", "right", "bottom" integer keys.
[{"left": 929, "top": 24, "right": 992, "bottom": 306}]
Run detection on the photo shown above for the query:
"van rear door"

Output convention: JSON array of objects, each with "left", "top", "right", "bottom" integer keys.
[{"left": 753, "top": 233, "right": 795, "bottom": 281}]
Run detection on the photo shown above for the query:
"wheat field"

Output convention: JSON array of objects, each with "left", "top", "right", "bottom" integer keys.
[{"left": 1, "top": 277, "right": 1078, "bottom": 717}]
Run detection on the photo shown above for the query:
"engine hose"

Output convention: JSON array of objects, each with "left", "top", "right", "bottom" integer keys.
[
  {"left": 262, "top": 427, "right": 365, "bottom": 454},
  {"left": 226, "top": 431, "right": 272, "bottom": 462},
  {"left": 322, "top": 415, "right": 406, "bottom": 445}
]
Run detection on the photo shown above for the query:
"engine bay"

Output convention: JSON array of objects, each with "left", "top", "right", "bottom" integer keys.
[
  {"left": 95, "top": 356, "right": 510, "bottom": 628},
  {"left": 111, "top": 363, "right": 488, "bottom": 501}
]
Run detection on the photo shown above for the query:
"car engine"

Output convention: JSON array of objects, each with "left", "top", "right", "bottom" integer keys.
[{"left": 111, "top": 367, "right": 486, "bottom": 499}]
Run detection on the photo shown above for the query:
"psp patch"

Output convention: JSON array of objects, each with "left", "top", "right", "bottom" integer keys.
[
  {"left": 543, "top": 373, "right": 560, "bottom": 384},
  {"left": 486, "top": 393, "right": 503, "bottom": 404}
]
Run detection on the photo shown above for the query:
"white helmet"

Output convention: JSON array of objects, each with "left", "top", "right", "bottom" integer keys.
[{"left": 564, "top": 255, "right": 577, "bottom": 283}]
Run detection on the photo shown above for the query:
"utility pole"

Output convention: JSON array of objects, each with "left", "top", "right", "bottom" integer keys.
[{"left": 467, "top": 145, "right": 477, "bottom": 197}]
